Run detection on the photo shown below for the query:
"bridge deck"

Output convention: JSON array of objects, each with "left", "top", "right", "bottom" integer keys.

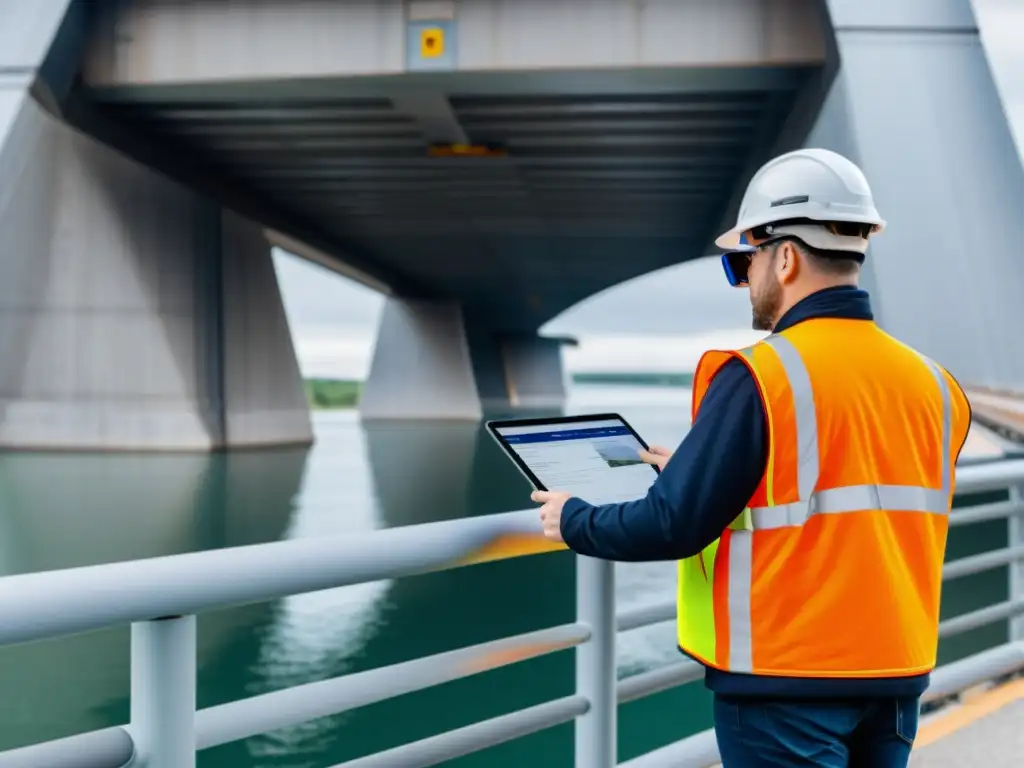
[
  {"left": 912, "top": 677, "right": 1024, "bottom": 767},
  {"left": 965, "top": 389, "right": 1024, "bottom": 447}
]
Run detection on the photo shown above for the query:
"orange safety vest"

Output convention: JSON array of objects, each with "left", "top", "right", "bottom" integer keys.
[{"left": 677, "top": 317, "right": 971, "bottom": 678}]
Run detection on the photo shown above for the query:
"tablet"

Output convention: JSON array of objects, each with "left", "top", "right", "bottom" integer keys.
[{"left": 486, "top": 413, "right": 660, "bottom": 505}]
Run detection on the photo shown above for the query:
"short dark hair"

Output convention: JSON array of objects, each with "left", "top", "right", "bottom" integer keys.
[
  {"left": 752, "top": 219, "right": 865, "bottom": 277},
  {"left": 781, "top": 237, "right": 862, "bottom": 277}
]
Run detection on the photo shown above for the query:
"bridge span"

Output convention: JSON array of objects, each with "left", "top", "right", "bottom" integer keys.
[{"left": 1, "top": 0, "right": 1022, "bottom": 447}]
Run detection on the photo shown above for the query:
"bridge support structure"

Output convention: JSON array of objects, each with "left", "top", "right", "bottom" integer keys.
[
  {"left": 0, "top": 92, "right": 313, "bottom": 450},
  {"left": 811, "top": 0, "right": 1024, "bottom": 390},
  {"left": 359, "top": 299, "right": 569, "bottom": 421}
]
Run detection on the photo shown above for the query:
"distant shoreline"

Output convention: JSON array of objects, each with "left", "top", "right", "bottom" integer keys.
[
  {"left": 304, "top": 373, "right": 694, "bottom": 410},
  {"left": 570, "top": 371, "right": 694, "bottom": 388}
]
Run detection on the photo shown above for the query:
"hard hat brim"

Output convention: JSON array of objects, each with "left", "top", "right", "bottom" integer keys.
[
  {"left": 716, "top": 215, "right": 886, "bottom": 253},
  {"left": 715, "top": 230, "right": 744, "bottom": 250}
]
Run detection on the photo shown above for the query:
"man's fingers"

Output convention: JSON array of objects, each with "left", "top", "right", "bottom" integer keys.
[
  {"left": 531, "top": 490, "right": 552, "bottom": 503},
  {"left": 648, "top": 445, "right": 672, "bottom": 456},
  {"left": 638, "top": 450, "right": 661, "bottom": 465}
]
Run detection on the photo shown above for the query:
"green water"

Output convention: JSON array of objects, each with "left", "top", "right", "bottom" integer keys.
[{"left": 0, "top": 386, "right": 1010, "bottom": 765}]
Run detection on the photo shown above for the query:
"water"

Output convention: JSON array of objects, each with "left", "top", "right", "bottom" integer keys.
[{"left": 0, "top": 385, "right": 1009, "bottom": 765}]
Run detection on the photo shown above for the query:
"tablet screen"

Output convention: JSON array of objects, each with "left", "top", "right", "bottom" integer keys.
[{"left": 492, "top": 417, "right": 658, "bottom": 505}]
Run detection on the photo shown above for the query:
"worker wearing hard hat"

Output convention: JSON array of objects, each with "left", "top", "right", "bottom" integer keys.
[{"left": 533, "top": 148, "right": 972, "bottom": 767}]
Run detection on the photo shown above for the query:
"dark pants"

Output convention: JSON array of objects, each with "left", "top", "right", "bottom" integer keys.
[{"left": 713, "top": 694, "right": 920, "bottom": 767}]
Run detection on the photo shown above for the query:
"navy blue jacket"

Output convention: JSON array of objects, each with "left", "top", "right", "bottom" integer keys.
[{"left": 560, "top": 286, "right": 931, "bottom": 699}]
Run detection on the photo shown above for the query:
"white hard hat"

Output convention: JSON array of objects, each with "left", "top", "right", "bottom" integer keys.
[{"left": 715, "top": 148, "right": 885, "bottom": 254}]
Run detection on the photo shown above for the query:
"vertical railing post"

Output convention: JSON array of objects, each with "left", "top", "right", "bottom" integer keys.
[
  {"left": 1010, "top": 485, "right": 1024, "bottom": 642},
  {"left": 130, "top": 615, "right": 197, "bottom": 767},
  {"left": 575, "top": 555, "right": 616, "bottom": 768}
]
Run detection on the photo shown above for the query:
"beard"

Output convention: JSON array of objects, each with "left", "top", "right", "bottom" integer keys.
[{"left": 751, "top": 271, "right": 782, "bottom": 331}]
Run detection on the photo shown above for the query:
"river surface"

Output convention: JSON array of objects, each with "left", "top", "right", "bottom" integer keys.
[{"left": 0, "top": 385, "right": 1010, "bottom": 765}]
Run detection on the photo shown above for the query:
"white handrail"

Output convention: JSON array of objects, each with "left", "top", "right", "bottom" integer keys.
[
  {"left": 1, "top": 460, "right": 1020, "bottom": 649},
  {"left": 0, "top": 508, "right": 542, "bottom": 646},
  {"left": 0, "top": 458, "right": 1021, "bottom": 767}
]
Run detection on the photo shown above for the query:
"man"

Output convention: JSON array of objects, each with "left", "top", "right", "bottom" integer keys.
[{"left": 532, "top": 148, "right": 973, "bottom": 767}]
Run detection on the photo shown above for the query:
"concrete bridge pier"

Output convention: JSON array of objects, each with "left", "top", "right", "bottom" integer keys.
[
  {"left": 359, "top": 299, "right": 568, "bottom": 421},
  {"left": 0, "top": 95, "right": 312, "bottom": 450},
  {"left": 810, "top": 0, "right": 1024, "bottom": 390}
]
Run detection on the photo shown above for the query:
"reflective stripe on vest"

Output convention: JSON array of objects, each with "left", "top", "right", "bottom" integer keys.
[{"left": 724, "top": 333, "right": 954, "bottom": 674}]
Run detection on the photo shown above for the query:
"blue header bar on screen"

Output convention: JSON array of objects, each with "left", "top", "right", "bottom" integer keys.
[{"left": 502, "top": 426, "right": 632, "bottom": 444}]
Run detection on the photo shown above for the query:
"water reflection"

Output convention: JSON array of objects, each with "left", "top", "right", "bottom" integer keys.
[
  {"left": 362, "top": 419, "right": 481, "bottom": 528},
  {"left": 356, "top": 391, "right": 693, "bottom": 683},
  {"left": 0, "top": 448, "right": 307, "bottom": 574},
  {"left": 246, "top": 414, "right": 393, "bottom": 761},
  {"left": 0, "top": 386, "right": 706, "bottom": 764},
  {"left": 0, "top": 446, "right": 308, "bottom": 748}
]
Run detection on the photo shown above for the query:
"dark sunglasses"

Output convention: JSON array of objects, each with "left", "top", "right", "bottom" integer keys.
[
  {"left": 721, "top": 229, "right": 787, "bottom": 287},
  {"left": 722, "top": 250, "right": 754, "bottom": 287}
]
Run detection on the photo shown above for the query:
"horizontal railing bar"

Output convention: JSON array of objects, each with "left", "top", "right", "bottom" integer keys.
[
  {"left": 0, "top": 509, "right": 553, "bottom": 647},
  {"left": 0, "top": 461, "right": 1016, "bottom": 649},
  {"left": 942, "top": 545, "right": 1024, "bottom": 580},
  {"left": 948, "top": 499, "right": 1021, "bottom": 527},
  {"left": 196, "top": 622, "right": 589, "bottom": 750},
  {"left": 331, "top": 695, "right": 589, "bottom": 768},
  {"left": 621, "top": 640, "right": 1024, "bottom": 768},
  {"left": 939, "top": 598, "right": 1024, "bottom": 638},
  {"left": 618, "top": 727, "right": 720, "bottom": 768},
  {"left": 5, "top": 639, "right": 1023, "bottom": 767},
  {"left": 922, "top": 641, "right": 1024, "bottom": 703},
  {"left": 617, "top": 661, "right": 704, "bottom": 704},
  {"left": 953, "top": 459, "right": 1024, "bottom": 495},
  {"left": 616, "top": 601, "right": 676, "bottom": 632},
  {"left": 0, "top": 727, "right": 134, "bottom": 768},
  {"left": 0, "top": 464, "right": 1017, "bottom": 765}
]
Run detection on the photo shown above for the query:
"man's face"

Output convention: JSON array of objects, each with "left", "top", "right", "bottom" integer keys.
[{"left": 748, "top": 243, "right": 783, "bottom": 332}]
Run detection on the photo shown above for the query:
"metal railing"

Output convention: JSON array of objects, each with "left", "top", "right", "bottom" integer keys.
[{"left": 0, "top": 460, "right": 1023, "bottom": 768}]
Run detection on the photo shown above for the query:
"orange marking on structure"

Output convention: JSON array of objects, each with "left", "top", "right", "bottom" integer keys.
[
  {"left": 456, "top": 533, "right": 567, "bottom": 567},
  {"left": 461, "top": 640, "right": 573, "bottom": 675}
]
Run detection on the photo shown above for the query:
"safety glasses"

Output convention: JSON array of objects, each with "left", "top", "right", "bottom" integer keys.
[
  {"left": 722, "top": 250, "right": 753, "bottom": 287},
  {"left": 721, "top": 230, "right": 783, "bottom": 287}
]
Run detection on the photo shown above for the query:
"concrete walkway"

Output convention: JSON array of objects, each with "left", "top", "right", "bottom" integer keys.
[{"left": 911, "top": 677, "right": 1024, "bottom": 767}]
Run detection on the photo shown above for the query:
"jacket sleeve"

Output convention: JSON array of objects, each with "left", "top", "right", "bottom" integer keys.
[{"left": 558, "top": 358, "right": 769, "bottom": 561}]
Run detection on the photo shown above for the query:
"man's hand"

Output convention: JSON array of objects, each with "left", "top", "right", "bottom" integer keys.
[
  {"left": 532, "top": 490, "right": 572, "bottom": 542},
  {"left": 637, "top": 444, "right": 674, "bottom": 470}
]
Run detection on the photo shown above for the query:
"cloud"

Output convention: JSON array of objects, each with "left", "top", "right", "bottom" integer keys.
[
  {"left": 291, "top": 322, "right": 767, "bottom": 381},
  {"left": 275, "top": 247, "right": 757, "bottom": 380},
  {"left": 289, "top": 325, "right": 377, "bottom": 380},
  {"left": 563, "top": 329, "right": 768, "bottom": 373},
  {"left": 274, "top": 248, "right": 748, "bottom": 338},
  {"left": 542, "top": 256, "right": 752, "bottom": 337},
  {"left": 273, "top": 250, "right": 384, "bottom": 332}
]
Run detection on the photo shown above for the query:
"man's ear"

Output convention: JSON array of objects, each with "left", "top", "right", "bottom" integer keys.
[{"left": 776, "top": 241, "right": 801, "bottom": 285}]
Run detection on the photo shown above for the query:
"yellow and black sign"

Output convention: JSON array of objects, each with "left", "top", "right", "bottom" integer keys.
[
  {"left": 420, "top": 27, "right": 444, "bottom": 58},
  {"left": 407, "top": 19, "right": 456, "bottom": 71}
]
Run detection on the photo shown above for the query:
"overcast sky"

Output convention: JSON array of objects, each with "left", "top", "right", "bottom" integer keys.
[{"left": 276, "top": 0, "right": 1024, "bottom": 379}]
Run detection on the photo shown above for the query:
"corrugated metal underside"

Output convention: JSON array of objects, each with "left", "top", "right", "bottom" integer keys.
[{"left": 88, "top": 69, "right": 815, "bottom": 332}]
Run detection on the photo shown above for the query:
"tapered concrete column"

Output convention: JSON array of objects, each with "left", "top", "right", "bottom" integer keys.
[
  {"left": 359, "top": 299, "right": 567, "bottom": 420},
  {"left": 495, "top": 335, "right": 570, "bottom": 411},
  {"left": 812, "top": 0, "right": 1024, "bottom": 389},
  {"left": 0, "top": 95, "right": 312, "bottom": 449}
]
